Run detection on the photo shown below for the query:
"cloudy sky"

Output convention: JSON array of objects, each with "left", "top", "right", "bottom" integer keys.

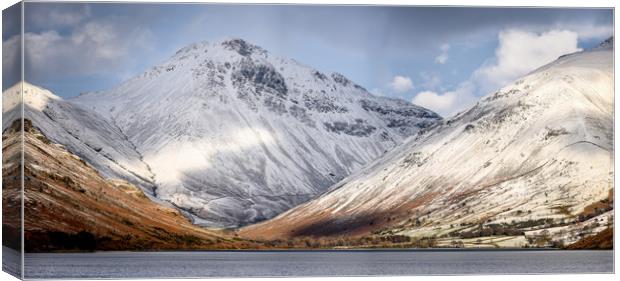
[{"left": 2, "top": 3, "right": 613, "bottom": 117}]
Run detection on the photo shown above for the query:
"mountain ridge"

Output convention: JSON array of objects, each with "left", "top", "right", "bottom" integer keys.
[
  {"left": 47, "top": 38, "right": 443, "bottom": 227},
  {"left": 239, "top": 44, "right": 613, "bottom": 247},
  {"left": 3, "top": 82, "right": 158, "bottom": 194},
  {"left": 2, "top": 118, "right": 258, "bottom": 251}
]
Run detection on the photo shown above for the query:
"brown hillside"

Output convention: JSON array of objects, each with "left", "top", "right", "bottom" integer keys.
[
  {"left": 2, "top": 119, "right": 259, "bottom": 252},
  {"left": 567, "top": 228, "right": 613, "bottom": 250}
]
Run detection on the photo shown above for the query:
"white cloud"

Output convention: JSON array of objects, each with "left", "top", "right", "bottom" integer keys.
[
  {"left": 551, "top": 22, "right": 613, "bottom": 41},
  {"left": 435, "top": 54, "right": 448, "bottom": 64},
  {"left": 571, "top": 24, "right": 613, "bottom": 41},
  {"left": 2, "top": 34, "right": 21, "bottom": 87},
  {"left": 434, "top": 43, "right": 450, "bottom": 64},
  {"left": 21, "top": 19, "right": 153, "bottom": 82},
  {"left": 412, "top": 82, "right": 476, "bottom": 116},
  {"left": 415, "top": 29, "right": 581, "bottom": 117},
  {"left": 389, "top": 75, "right": 414, "bottom": 93},
  {"left": 472, "top": 29, "right": 581, "bottom": 95},
  {"left": 412, "top": 91, "right": 454, "bottom": 113},
  {"left": 29, "top": 5, "right": 92, "bottom": 28}
]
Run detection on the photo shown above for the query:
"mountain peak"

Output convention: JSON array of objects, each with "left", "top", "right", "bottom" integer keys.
[
  {"left": 220, "top": 38, "right": 264, "bottom": 56},
  {"left": 72, "top": 35, "right": 443, "bottom": 227},
  {"left": 5, "top": 81, "right": 56, "bottom": 96},
  {"left": 169, "top": 38, "right": 270, "bottom": 66},
  {"left": 3, "top": 81, "right": 61, "bottom": 114}
]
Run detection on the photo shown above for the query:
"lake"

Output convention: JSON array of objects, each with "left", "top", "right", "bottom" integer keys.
[{"left": 7, "top": 248, "right": 615, "bottom": 278}]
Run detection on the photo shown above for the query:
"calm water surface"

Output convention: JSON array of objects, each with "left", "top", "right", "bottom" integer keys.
[{"left": 16, "top": 249, "right": 614, "bottom": 279}]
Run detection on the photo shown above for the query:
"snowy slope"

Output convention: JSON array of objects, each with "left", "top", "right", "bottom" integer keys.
[
  {"left": 3, "top": 82, "right": 156, "bottom": 192},
  {"left": 72, "top": 38, "right": 441, "bottom": 227},
  {"left": 241, "top": 42, "right": 613, "bottom": 240}
]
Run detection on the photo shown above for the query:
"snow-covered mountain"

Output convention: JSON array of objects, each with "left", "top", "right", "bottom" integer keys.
[
  {"left": 3, "top": 117, "right": 233, "bottom": 251},
  {"left": 241, "top": 40, "right": 613, "bottom": 245},
  {"left": 3, "top": 82, "right": 156, "bottom": 193},
  {"left": 71, "top": 38, "right": 441, "bottom": 227}
]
